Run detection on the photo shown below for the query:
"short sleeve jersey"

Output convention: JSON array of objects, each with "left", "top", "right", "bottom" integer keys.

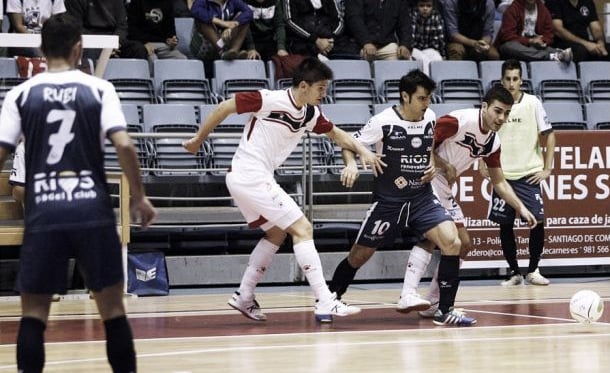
[
  {"left": 353, "top": 105, "right": 436, "bottom": 202},
  {"left": 546, "top": 0, "right": 598, "bottom": 41},
  {"left": 7, "top": 0, "right": 66, "bottom": 33},
  {"left": 497, "top": 93, "right": 552, "bottom": 179},
  {"left": 232, "top": 89, "right": 333, "bottom": 176},
  {"left": 0, "top": 70, "right": 127, "bottom": 232},
  {"left": 433, "top": 108, "right": 502, "bottom": 192}
]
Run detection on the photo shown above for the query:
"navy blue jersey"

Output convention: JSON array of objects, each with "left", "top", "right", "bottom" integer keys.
[
  {"left": 353, "top": 105, "right": 436, "bottom": 202},
  {"left": 0, "top": 70, "right": 127, "bottom": 232}
]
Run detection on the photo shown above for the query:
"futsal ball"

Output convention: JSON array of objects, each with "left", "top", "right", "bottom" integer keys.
[{"left": 569, "top": 290, "right": 604, "bottom": 323}]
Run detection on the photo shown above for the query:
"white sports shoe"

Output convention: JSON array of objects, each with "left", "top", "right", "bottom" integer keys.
[
  {"left": 501, "top": 273, "right": 524, "bottom": 286},
  {"left": 396, "top": 292, "right": 432, "bottom": 314},
  {"left": 418, "top": 299, "right": 439, "bottom": 318},
  {"left": 526, "top": 269, "right": 550, "bottom": 286},
  {"left": 315, "top": 292, "right": 361, "bottom": 323},
  {"left": 228, "top": 291, "right": 267, "bottom": 321}
]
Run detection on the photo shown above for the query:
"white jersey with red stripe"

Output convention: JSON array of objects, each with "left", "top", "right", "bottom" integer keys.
[
  {"left": 232, "top": 89, "right": 332, "bottom": 176},
  {"left": 432, "top": 108, "right": 502, "bottom": 199}
]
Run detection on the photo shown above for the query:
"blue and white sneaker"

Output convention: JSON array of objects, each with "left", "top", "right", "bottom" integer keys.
[
  {"left": 314, "top": 292, "right": 361, "bottom": 323},
  {"left": 432, "top": 307, "right": 477, "bottom": 326}
]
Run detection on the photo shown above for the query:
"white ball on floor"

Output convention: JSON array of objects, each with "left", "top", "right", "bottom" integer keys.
[{"left": 569, "top": 290, "right": 604, "bottom": 323}]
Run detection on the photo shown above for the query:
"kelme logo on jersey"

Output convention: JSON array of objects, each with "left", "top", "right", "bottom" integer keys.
[{"left": 33, "top": 170, "right": 97, "bottom": 204}]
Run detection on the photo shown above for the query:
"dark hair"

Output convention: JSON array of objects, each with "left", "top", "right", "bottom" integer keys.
[
  {"left": 483, "top": 85, "right": 514, "bottom": 106},
  {"left": 41, "top": 14, "right": 82, "bottom": 60},
  {"left": 292, "top": 57, "right": 334, "bottom": 87},
  {"left": 398, "top": 69, "right": 436, "bottom": 103},
  {"left": 501, "top": 59, "right": 523, "bottom": 79}
]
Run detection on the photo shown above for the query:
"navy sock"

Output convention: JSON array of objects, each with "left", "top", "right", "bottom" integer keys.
[
  {"left": 329, "top": 257, "right": 358, "bottom": 299},
  {"left": 528, "top": 224, "right": 545, "bottom": 273},
  {"left": 500, "top": 224, "right": 520, "bottom": 275},
  {"left": 17, "top": 317, "right": 46, "bottom": 373},
  {"left": 437, "top": 255, "right": 460, "bottom": 314},
  {"left": 104, "top": 315, "right": 136, "bottom": 373}
]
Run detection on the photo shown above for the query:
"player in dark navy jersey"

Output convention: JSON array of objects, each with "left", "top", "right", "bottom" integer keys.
[
  {"left": 329, "top": 69, "right": 477, "bottom": 326},
  {"left": 0, "top": 14, "right": 156, "bottom": 372}
]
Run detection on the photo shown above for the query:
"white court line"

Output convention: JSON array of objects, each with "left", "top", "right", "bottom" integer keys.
[{"left": 0, "top": 325, "right": 608, "bottom": 370}]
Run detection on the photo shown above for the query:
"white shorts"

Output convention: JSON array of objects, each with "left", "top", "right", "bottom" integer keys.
[
  {"left": 432, "top": 177, "right": 466, "bottom": 227},
  {"left": 225, "top": 171, "right": 303, "bottom": 231}
]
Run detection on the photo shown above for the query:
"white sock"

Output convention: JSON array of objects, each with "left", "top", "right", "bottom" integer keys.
[
  {"left": 427, "top": 258, "right": 463, "bottom": 302},
  {"left": 238, "top": 238, "right": 279, "bottom": 301},
  {"left": 401, "top": 245, "right": 432, "bottom": 298},
  {"left": 216, "top": 39, "right": 225, "bottom": 49},
  {"left": 293, "top": 240, "right": 332, "bottom": 302}
]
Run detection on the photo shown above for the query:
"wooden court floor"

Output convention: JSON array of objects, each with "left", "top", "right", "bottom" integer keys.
[{"left": 0, "top": 279, "right": 609, "bottom": 372}]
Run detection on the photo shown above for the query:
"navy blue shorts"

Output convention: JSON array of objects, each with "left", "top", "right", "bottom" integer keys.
[
  {"left": 488, "top": 177, "right": 545, "bottom": 224},
  {"left": 355, "top": 192, "right": 453, "bottom": 249},
  {"left": 16, "top": 225, "right": 123, "bottom": 294}
]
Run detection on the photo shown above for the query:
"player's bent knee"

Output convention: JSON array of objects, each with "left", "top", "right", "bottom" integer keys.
[{"left": 348, "top": 245, "right": 375, "bottom": 267}]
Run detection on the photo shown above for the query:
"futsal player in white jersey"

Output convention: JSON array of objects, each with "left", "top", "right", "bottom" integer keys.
[
  {"left": 489, "top": 59, "right": 556, "bottom": 286},
  {"left": 0, "top": 15, "right": 157, "bottom": 372},
  {"left": 399, "top": 85, "right": 538, "bottom": 320},
  {"left": 183, "top": 57, "right": 385, "bottom": 323},
  {"left": 329, "top": 70, "right": 478, "bottom": 326}
]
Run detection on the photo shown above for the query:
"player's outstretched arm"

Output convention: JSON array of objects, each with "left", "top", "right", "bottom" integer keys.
[
  {"left": 183, "top": 99, "right": 237, "bottom": 154},
  {"left": 488, "top": 167, "right": 538, "bottom": 228},
  {"left": 110, "top": 131, "right": 157, "bottom": 228},
  {"left": 326, "top": 126, "right": 386, "bottom": 177},
  {"left": 340, "top": 148, "right": 359, "bottom": 188}
]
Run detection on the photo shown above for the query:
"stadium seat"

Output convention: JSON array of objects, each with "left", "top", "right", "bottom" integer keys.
[
  {"left": 324, "top": 60, "right": 379, "bottom": 105},
  {"left": 372, "top": 103, "right": 394, "bottom": 114},
  {"left": 430, "top": 103, "right": 474, "bottom": 117},
  {"left": 142, "top": 104, "right": 209, "bottom": 176},
  {"left": 198, "top": 104, "right": 252, "bottom": 131},
  {"left": 542, "top": 102, "right": 587, "bottom": 130},
  {"left": 174, "top": 17, "right": 195, "bottom": 58},
  {"left": 213, "top": 60, "right": 269, "bottom": 99},
  {"left": 103, "top": 59, "right": 156, "bottom": 105},
  {"left": 578, "top": 61, "right": 610, "bottom": 102},
  {"left": 0, "top": 58, "right": 24, "bottom": 108},
  {"left": 104, "top": 104, "right": 149, "bottom": 174},
  {"left": 372, "top": 60, "right": 422, "bottom": 102},
  {"left": 429, "top": 60, "right": 483, "bottom": 104},
  {"left": 584, "top": 102, "right": 610, "bottom": 130},
  {"left": 529, "top": 61, "right": 583, "bottom": 103},
  {"left": 154, "top": 59, "right": 216, "bottom": 105},
  {"left": 320, "top": 103, "right": 371, "bottom": 131}
]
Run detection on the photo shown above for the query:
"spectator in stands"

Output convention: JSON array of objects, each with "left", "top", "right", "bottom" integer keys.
[
  {"left": 183, "top": 57, "right": 384, "bottom": 323},
  {"left": 6, "top": 0, "right": 66, "bottom": 57},
  {"left": 284, "top": 0, "right": 356, "bottom": 59},
  {"left": 0, "top": 14, "right": 156, "bottom": 372},
  {"left": 243, "top": 0, "right": 288, "bottom": 61},
  {"left": 443, "top": 0, "right": 500, "bottom": 60},
  {"left": 174, "top": 0, "right": 195, "bottom": 17},
  {"left": 487, "top": 59, "right": 555, "bottom": 286},
  {"left": 409, "top": 0, "right": 447, "bottom": 74},
  {"left": 495, "top": 0, "right": 572, "bottom": 62},
  {"left": 344, "top": 0, "right": 412, "bottom": 61},
  {"left": 66, "top": 0, "right": 148, "bottom": 61},
  {"left": 127, "top": 0, "right": 188, "bottom": 65},
  {"left": 546, "top": 0, "right": 610, "bottom": 62},
  {"left": 190, "top": 0, "right": 252, "bottom": 60}
]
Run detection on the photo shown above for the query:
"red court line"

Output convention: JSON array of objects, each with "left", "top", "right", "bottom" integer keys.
[{"left": 2, "top": 302, "right": 600, "bottom": 344}]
